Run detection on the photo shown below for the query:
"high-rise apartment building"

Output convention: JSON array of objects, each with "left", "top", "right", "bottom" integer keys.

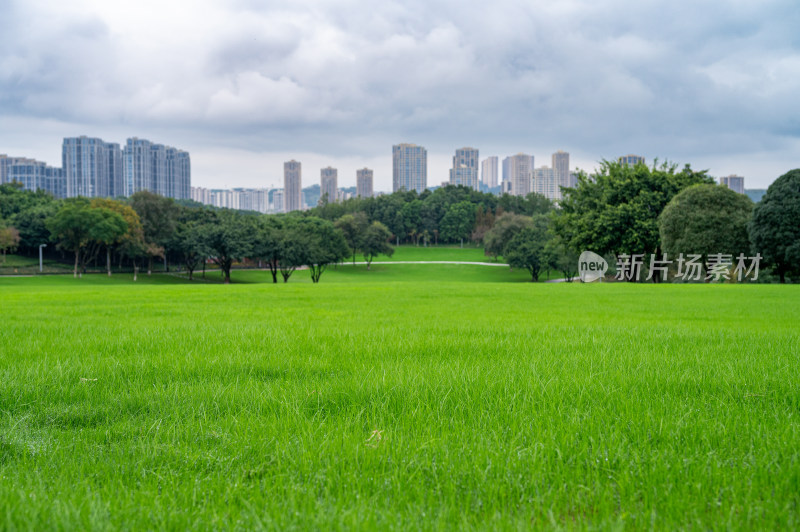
[
  {"left": 1, "top": 155, "right": 39, "bottom": 186},
  {"left": 619, "top": 154, "right": 645, "bottom": 166},
  {"left": 481, "top": 156, "right": 498, "bottom": 188},
  {"left": 320, "top": 167, "right": 338, "bottom": 204},
  {"left": 123, "top": 138, "right": 153, "bottom": 197},
  {"left": 272, "top": 189, "right": 284, "bottom": 213},
  {"left": 167, "top": 148, "right": 191, "bottom": 200},
  {"left": 533, "top": 166, "right": 558, "bottom": 200},
  {"left": 106, "top": 143, "right": 124, "bottom": 197},
  {"left": 503, "top": 153, "right": 534, "bottom": 197},
  {"left": 0, "top": 155, "right": 10, "bottom": 185},
  {"left": 284, "top": 160, "right": 302, "bottom": 212},
  {"left": 6, "top": 158, "right": 65, "bottom": 198},
  {"left": 231, "top": 188, "right": 270, "bottom": 213},
  {"left": 151, "top": 144, "right": 168, "bottom": 197},
  {"left": 191, "top": 186, "right": 211, "bottom": 205},
  {"left": 122, "top": 138, "right": 190, "bottom": 199},
  {"left": 356, "top": 168, "right": 373, "bottom": 198},
  {"left": 552, "top": 151, "right": 570, "bottom": 190},
  {"left": 62, "top": 136, "right": 122, "bottom": 198},
  {"left": 449, "top": 147, "right": 479, "bottom": 190},
  {"left": 719, "top": 175, "right": 745, "bottom": 194},
  {"left": 392, "top": 143, "right": 427, "bottom": 192}
]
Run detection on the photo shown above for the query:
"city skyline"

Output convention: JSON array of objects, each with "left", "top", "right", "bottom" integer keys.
[
  {"left": 1, "top": 1, "right": 796, "bottom": 191},
  {"left": 5, "top": 141, "right": 762, "bottom": 208},
  {"left": 0, "top": 139, "right": 771, "bottom": 195}
]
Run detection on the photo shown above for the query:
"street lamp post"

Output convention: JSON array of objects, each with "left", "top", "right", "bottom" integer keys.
[{"left": 39, "top": 244, "right": 47, "bottom": 273}]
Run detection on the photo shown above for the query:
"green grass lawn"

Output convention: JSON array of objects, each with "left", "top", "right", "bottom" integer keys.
[
  {"left": 369, "top": 244, "right": 493, "bottom": 262},
  {"left": 1, "top": 274, "right": 798, "bottom": 529},
  {"left": 236, "top": 263, "right": 540, "bottom": 284},
  {"left": 0, "top": 253, "right": 74, "bottom": 275}
]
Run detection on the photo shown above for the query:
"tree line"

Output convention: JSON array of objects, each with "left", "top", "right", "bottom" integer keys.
[
  {"left": 1, "top": 163, "right": 798, "bottom": 283},
  {"left": 0, "top": 188, "right": 393, "bottom": 284}
]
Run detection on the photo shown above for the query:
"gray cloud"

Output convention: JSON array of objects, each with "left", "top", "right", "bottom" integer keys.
[{"left": 1, "top": 0, "right": 798, "bottom": 189}]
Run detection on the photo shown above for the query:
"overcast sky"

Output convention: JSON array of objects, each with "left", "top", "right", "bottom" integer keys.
[{"left": 1, "top": 0, "right": 798, "bottom": 191}]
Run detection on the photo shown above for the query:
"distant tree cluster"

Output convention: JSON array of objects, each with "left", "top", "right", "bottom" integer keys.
[
  {"left": 2, "top": 163, "right": 798, "bottom": 283},
  {"left": 552, "top": 162, "right": 800, "bottom": 283},
  {"left": 0, "top": 186, "right": 365, "bottom": 283}
]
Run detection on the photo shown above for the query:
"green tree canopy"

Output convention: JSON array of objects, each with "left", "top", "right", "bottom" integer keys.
[
  {"left": 361, "top": 221, "right": 394, "bottom": 270},
  {"left": 296, "top": 217, "right": 349, "bottom": 283},
  {"left": 10, "top": 202, "right": 56, "bottom": 250},
  {"left": 483, "top": 212, "right": 533, "bottom": 261},
  {"left": 251, "top": 215, "right": 286, "bottom": 283},
  {"left": 439, "top": 201, "right": 476, "bottom": 243},
  {"left": 335, "top": 212, "right": 368, "bottom": 264},
  {"left": 659, "top": 184, "right": 753, "bottom": 270},
  {"left": 749, "top": 169, "right": 800, "bottom": 283},
  {"left": 130, "top": 191, "right": 179, "bottom": 273},
  {"left": 0, "top": 225, "right": 21, "bottom": 264},
  {"left": 504, "top": 215, "right": 550, "bottom": 282},
  {"left": 47, "top": 200, "right": 128, "bottom": 277},
  {"left": 202, "top": 210, "right": 255, "bottom": 284},
  {"left": 554, "top": 160, "right": 712, "bottom": 259},
  {"left": 0, "top": 183, "right": 55, "bottom": 221},
  {"left": 170, "top": 211, "right": 213, "bottom": 281}
]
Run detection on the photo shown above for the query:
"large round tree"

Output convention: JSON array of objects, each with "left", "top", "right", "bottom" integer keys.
[
  {"left": 749, "top": 169, "right": 800, "bottom": 283},
  {"left": 658, "top": 184, "right": 753, "bottom": 268}
]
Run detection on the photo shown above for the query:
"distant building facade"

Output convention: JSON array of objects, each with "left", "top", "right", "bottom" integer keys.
[
  {"left": 392, "top": 143, "right": 427, "bottom": 192},
  {"left": 271, "top": 189, "right": 284, "bottom": 213},
  {"left": 449, "top": 147, "right": 479, "bottom": 190},
  {"left": 123, "top": 138, "right": 153, "bottom": 197},
  {"left": 190, "top": 186, "right": 211, "bottom": 205},
  {"left": 503, "top": 153, "right": 534, "bottom": 197},
  {"left": 552, "top": 151, "right": 570, "bottom": 190},
  {"left": 122, "top": 138, "right": 190, "bottom": 200},
  {"left": 356, "top": 168, "right": 373, "bottom": 198},
  {"left": 619, "top": 154, "right": 645, "bottom": 166},
  {"left": 719, "top": 175, "right": 745, "bottom": 194},
  {"left": 744, "top": 189, "right": 765, "bottom": 203},
  {"left": 6, "top": 157, "right": 65, "bottom": 198},
  {"left": 106, "top": 143, "right": 124, "bottom": 197},
  {"left": 533, "top": 166, "right": 558, "bottom": 200},
  {"left": 320, "top": 166, "right": 338, "bottom": 204},
  {"left": 481, "top": 156, "right": 498, "bottom": 188},
  {"left": 284, "top": 160, "right": 303, "bottom": 212},
  {"left": 62, "top": 136, "right": 122, "bottom": 198}
]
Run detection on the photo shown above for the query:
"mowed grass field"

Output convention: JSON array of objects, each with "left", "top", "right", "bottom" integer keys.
[{"left": 1, "top": 266, "right": 799, "bottom": 529}]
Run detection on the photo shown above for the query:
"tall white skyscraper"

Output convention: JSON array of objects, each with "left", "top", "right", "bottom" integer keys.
[
  {"left": 449, "top": 147, "right": 479, "bottom": 190},
  {"left": 392, "top": 143, "right": 427, "bottom": 192},
  {"left": 320, "top": 166, "right": 338, "bottom": 203},
  {"left": 481, "top": 156, "right": 498, "bottom": 188},
  {"left": 356, "top": 168, "right": 373, "bottom": 198},
  {"left": 503, "top": 153, "right": 534, "bottom": 197},
  {"left": 284, "top": 160, "right": 302, "bottom": 212}
]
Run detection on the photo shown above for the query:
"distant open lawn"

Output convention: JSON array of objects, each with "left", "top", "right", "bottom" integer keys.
[
  {"left": 0, "top": 254, "right": 73, "bottom": 275},
  {"left": 1, "top": 275, "right": 799, "bottom": 529},
  {"left": 369, "top": 244, "right": 493, "bottom": 262}
]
